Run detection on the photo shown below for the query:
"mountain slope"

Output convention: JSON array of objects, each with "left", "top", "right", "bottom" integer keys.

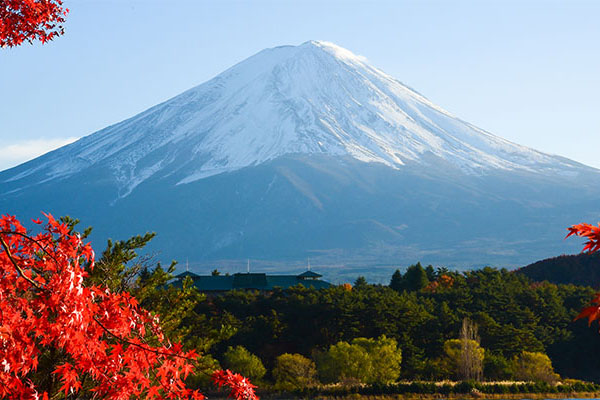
[
  {"left": 2, "top": 41, "right": 592, "bottom": 199},
  {"left": 1, "top": 41, "right": 599, "bottom": 276},
  {"left": 517, "top": 252, "right": 600, "bottom": 288}
]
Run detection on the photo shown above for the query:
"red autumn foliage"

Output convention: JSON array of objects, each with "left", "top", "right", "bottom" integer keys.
[
  {"left": 0, "top": 213, "right": 258, "bottom": 400},
  {"left": 566, "top": 223, "right": 600, "bottom": 254},
  {"left": 212, "top": 370, "right": 258, "bottom": 400},
  {"left": 424, "top": 274, "right": 454, "bottom": 293},
  {"left": 0, "top": 0, "right": 68, "bottom": 47},
  {"left": 566, "top": 222, "right": 600, "bottom": 326}
]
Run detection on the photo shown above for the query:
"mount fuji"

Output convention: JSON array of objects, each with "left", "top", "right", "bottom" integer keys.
[{"left": 2, "top": 41, "right": 599, "bottom": 278}]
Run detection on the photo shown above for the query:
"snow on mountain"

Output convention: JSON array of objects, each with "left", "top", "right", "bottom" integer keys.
[{"left": 2, "top": 41, "right": 588, "bottom": 198}]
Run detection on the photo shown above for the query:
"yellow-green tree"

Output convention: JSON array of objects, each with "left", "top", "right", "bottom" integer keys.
[
  {"left": 316, "top": 335, "right": 402, "bottom": 385},
  {"left": 512, "top": 351, "right": 559, "bottom": 383},
  {"left": 442, "top": 339, "right": 484, "bottom": 381},
  {"left": 352, "top": 335, "right": 402, "bottom": 384},
  {"left": 273, "top": 353, "right": 317, "bottom": 390},
  {"left": 222, "top": 346, "right": 266, "bottom": 382},
  {"left": 315, "top": 341, "right": 371, "bottom": 384}
]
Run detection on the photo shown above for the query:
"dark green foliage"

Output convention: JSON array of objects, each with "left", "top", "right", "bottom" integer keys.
[
  {"left": 86, "top": 232, "right": 157, "bottom": 292},
  {"left": 483, "top": 351, "right": 513, "bottom": 380},
  {"left": 389, "top": 269, "right": 402, "bottom": 291},
  {"left": 425, "top": 265, "right": 436, "bottom": 281},
  {"left": 517, "top": 252, "right": 600, "bottom": 288},
  {"left": 58, "top": 215, "right": 93, "bottom": 239},
  {"left": 354, "top": 276, "right": 368, "bottom": 288},
  {"left": 70, "top": 222, "right": 600, "bottom": 385},
  {"left": 197, "top": 266, "right": 600, "bottom": 382},
  {"left": 396, "top": 262, "right": 430, "bottom": 292}
]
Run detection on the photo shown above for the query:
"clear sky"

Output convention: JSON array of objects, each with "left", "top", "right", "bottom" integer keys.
[{"left": 1, "top": 0, "right": 599, "bottom": 171}]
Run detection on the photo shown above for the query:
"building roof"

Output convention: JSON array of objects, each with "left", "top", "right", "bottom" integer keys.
[
  {"left": 171, "top": 271, "right": 331, "bottom": 292},
  {"left": 175, "top": 271, "right": 201, "bottom": 279},
  {"left": 297, "top": 270, "right": 322, "bottom": 278}
]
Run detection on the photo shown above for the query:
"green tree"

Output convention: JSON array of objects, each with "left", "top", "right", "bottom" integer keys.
[
  {"left": 390, "top": 269, "right": 402, "bottom": 291},
  {"left": 354, "top": 276, "right": 368, "bottom": 288},
  {"left": 273, "top": 353, "right": 317, "bottom": 390},
  {"left": 222, "top": 346, "right": 266, "bottom": 382},
  {"left": 459, "top": 318, "right": 483, "bottom": 381},
  {"left": 484, "top": 351, "right": 513, "bottom": 380},
  {"left": 425, "top": 265, "right": 436, "bottom": 281},
  {"left": 185, "top": 355, "right": 222, "bottom": 389},
  {"left": 316, "top": 341, "right": 371, "bottom": 384},
  {"left": 512, "top": 351, "right": 560, "bottom": 383},
  {"left": 401, "top": 263, "right": 430, "bottom": 292},
  {"left": 87, "top": 232, "right": 158, "bottom": 292},
  {"left": 352, "top": 335, "right": 402, "bottom": 384},
  {"left": 442, "top": 338, "right": 484, "bottom": 381}
]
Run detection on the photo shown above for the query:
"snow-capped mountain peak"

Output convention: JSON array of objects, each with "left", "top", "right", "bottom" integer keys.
[{"left": 3, "top": 41, "right": 587, "bottom": 197}]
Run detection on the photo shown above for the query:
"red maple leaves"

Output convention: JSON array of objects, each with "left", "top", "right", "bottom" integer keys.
[
  {"left": 0, "top": 213, "right": 258, "bottom": 400},
  {"left": 566, "top": 222, "right": 600, "bottom": 326},
  {"left": 566, "top": 223, "right": 600, "bottom": 254},
  {"left": 213, "top": 370, "right": 259, "bottom": 400},
  {"left": 0, "top": 0, "right": 68, "bottom": 47}
]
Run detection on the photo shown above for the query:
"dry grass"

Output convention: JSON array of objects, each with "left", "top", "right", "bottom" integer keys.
[{"left": 307, "top": 393, "right": 600, "bottom": 400}]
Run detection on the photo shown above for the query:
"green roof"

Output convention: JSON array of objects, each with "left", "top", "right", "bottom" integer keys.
[
  {"left": 297, "top": 270, "right": 322, "bottom": 278},
  {"left": 175, "top": 271, "right": 200, "bottom": 279},
  {"left": 172, "top": 271, "right": 332, "bottom": 292},
  {"left": 233, "top": 273, "right": 268, "bottom": 289}
]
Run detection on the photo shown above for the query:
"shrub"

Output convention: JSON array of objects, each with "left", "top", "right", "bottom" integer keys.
[
  {"left": 442, "top": 338, "right": 484, "bottom": 381},
  {"left": 512, "top": 351, "right": 560, "bottom": 384},
  {"left": 484, "top": 351, "right": 513, "bottom": 380},
  {"left": 273, "top": 353, "right": 317, "bottom": 390},
  {"left": 222, "top": 345, "right": 266, "bottom": 381},
  {"left": 352, "top": 335, "right": 402, "bottom": 384}
]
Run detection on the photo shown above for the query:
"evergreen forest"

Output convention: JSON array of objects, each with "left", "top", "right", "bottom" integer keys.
[{"left": 92, "top": 228, "right": 600, "bottom": 388}]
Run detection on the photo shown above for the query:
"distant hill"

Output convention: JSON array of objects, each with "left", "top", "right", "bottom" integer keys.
[{"left": 517, "top": 253, "right": 600, "bottom": 288}]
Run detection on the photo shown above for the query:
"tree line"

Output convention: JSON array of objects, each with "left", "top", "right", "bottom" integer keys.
[
  {"left": 10, "top": 215, "right": 600, "bottom": 398},
  {"left": 97, "top": 229, "right": 600, "bottom": 387}
]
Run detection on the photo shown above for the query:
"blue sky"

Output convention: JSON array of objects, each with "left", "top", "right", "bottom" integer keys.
[{"left": 1, "top": 0, "right": 599, "bottom": 171}]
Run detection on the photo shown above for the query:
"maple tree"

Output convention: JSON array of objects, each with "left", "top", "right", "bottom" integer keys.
[
  {"left": 0, "top": 213, "right": 258, "bottom": 400},
  {"left": 0, "top": 0, "right": 68, "bottom": 47},
  {"left": 566, "top": 222, "right": 600, "bottom": 325}
]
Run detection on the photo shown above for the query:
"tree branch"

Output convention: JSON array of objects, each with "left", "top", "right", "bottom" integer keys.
[
  {"left": 0, "top": 230, "right": 65, "bottom": 268},
  {"left": 0, "top": 234, "right": 44, "bottom": 290},
  {"left": 92, "top": 316, "right": 198, "bottom": 364}
]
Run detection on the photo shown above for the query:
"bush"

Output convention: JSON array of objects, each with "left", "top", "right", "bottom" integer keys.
[
  {"left": 512, "top": 351, "right": 560, "bottom": 384},
  {"left": 352, "top": 335, "right": 402, "bottom": 384},
  {"left": 442, "top": 339, "right": 484, "bottom": 380},
  {"left": 315, "top": 341, "right": 371, "bottom": 384},
  {"left": 185, "top": 354, "right": 221, "bottom": 389},
  {"left": 453, "top": 380, "right": 477, "bottom": 393},
  {"left": 484, "top": 351, "right": 513, "bottom": 380},
  {"left": 315, "top": 335, "right": 402, "bottom": 385},
  {"left": 273, "top": 353, "right": 317, "bottom": 391},
  {"left": 222, "top": 345, "right": 266, "bottom": 381}
]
